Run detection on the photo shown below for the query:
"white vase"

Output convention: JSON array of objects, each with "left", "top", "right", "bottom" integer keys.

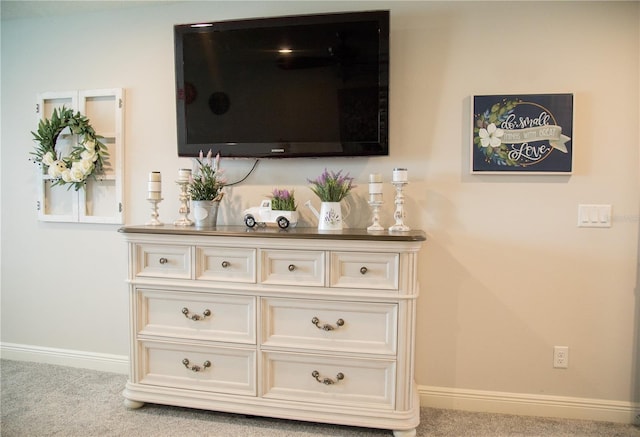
[
  {"left": 191, "top": 200, "right": 220, "bottom": 228},
  {"left": 318, "top": 202, "right": 343, "bottom": 231}
]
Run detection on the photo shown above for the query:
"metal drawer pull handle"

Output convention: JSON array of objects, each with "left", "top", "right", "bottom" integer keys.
[
  {"left": 288, "top": 264, "right": 296, "bottom": 272},
  {"left": 159, "top": 257, "right": 168, "bottom": 265},
  {"left": 182, "top": 358, "right": 211, "bottom": 372},
  {"left": 311, "top": 317, "right": 344, "bottom": 331},
  {"left": 182, "top": 307, "right": 211, "bottom": 321},
  {"left": 221, "top": 261, "right": 230, "bottom": 268},
  {"left": 360, "top": 266, "right": 368, "bottom": 275},
  {"left": 311, "top": 370, "right": 344, "bottom": 385}
]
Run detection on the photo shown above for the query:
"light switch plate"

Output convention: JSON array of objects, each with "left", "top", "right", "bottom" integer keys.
[{"left": 578, "top": 204, "right": 611, "bottom": 228}]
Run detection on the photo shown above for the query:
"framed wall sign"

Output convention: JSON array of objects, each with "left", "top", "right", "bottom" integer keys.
[{"left": 471, "top": 93, "right": 573, "bottom": 174}]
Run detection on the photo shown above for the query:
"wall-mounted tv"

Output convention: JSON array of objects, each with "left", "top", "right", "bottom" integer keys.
[{"left": 174, "top": 10, "right": 389, "bottom": 158}]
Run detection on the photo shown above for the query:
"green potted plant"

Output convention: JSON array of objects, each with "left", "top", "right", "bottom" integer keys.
[
  {"left": 188, "top": 150, "right": 225, "bottom": 227},
  {"left": 270, "top": 188, "right": 297, "bottom": 211},
  {"left": 305, "top": 168, "right": 355, "bottom": 231}
]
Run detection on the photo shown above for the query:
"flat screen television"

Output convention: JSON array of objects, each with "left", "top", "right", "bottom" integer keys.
[{"left": 174, "top": 10, "right": 389, "bottom": 158}]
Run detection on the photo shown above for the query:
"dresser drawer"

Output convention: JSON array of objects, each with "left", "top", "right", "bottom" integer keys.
[
  {"left": 137, "top": 289, "right": 256, "bottom": 344},
  {"left": 330, "top": 252, "right": 399, "bottom": 290},
  {"left": 262, "top": 351, "right": 395, "bottom": 409},
  {"left": 261, "top": 298, "right": 397, "bottom": 355},
  {"left": 260, "top": 249, "right": 325, "bottom": 287},
  {"left": 135, "top": 244, "right": 191, "bottom": 279},
  {"left": 196, "top": 247, "right": 256, "bottom": 283},
  {"left": 138, "top": 340, "right": 256, "bottom": 396}
]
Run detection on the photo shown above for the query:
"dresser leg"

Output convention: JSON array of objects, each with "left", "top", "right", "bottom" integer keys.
[
  {"left": 393, "top": 429, "right": 416, "bottom": 437},
  {"left": 123, "top": 399, "right": 145, "bottom": 409}
]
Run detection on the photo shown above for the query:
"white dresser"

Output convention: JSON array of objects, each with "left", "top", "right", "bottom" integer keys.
[{"left": 119, "top": 225, "right": 425, "bottom": 437}]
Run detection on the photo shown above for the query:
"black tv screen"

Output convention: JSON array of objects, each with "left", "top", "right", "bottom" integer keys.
[{"left": 174, "top": 10, "right": 389, "bottom": 158}]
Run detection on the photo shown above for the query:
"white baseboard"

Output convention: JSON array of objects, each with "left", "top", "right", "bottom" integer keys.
[
  {"left": 0, "top": 342, "right": 129, "bottom": 374},
  {"left": 1, "top": 343, "right": 638, "bottom": 425},
  {"left": 419, "top": 385, "right": 640, "bottom": 424}
]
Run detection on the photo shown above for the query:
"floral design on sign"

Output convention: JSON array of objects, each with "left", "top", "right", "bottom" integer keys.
[{"left": 472, "top": 94, "right": 573, "bottom": 173}]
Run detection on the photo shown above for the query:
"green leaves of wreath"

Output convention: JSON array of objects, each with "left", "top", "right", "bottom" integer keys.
[{"left": 30, "top": 107, "right": 108, "bottom": 191}]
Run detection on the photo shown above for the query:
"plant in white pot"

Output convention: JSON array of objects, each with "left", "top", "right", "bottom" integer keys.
[
  {"left": 188, "top": 150, "right": 225, "bottom": 227},
  {"left": 270, "top": 188, "right": 297, "bottom": 212},
  {"left": 305, "top": 168, "right": 355, "bottom": 231}
]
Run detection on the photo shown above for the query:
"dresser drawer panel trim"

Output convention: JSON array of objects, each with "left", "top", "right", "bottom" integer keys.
[
  {"left": 261, "top": 298, "right": 397, "bottom": 355},
  {"left": 262, "top": 351, "right": 395, "bottom": 409},
  {"left": 330, "top": 252, "right": 399, "bottom": 290},
  {"left": 260, "top": 249, "right": 325, "bottom": 287},
  {"left": 196, "top": 247, "right": 256, "bottom": 283},
  {"left": 135, "top": 244, "right": 191, "bottom": 279},
  {"left": 138, "top": 340, "right": 256, "bottom": 396},
  {"left": 137, "top": 289, "right": 256, "bottom": 344}
]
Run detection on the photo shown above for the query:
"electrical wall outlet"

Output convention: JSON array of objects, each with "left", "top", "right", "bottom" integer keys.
[{"left": 553, "top": 346, "right": 569, "bottom": 368}]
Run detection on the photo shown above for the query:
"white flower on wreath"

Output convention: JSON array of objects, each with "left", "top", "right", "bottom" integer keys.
[
  {"left": 84, "top": 138, "right": 96, "bottom": 151},
  {"left": 74, "top": 158, "right": 94, "bottom": 176},
  {"left": 61, "top": 170, "right": 73, "bottom": 183},
  {"left": 42, "top": 151, "right": 55, "bottom": 166},
  {"left": 48, "top": 160, "right": 66, "bottom": 178},
  {"left": 81, "top": 149, "right": 98, "bottom": 162},
  {"left": 479, "top": 123, "right": 504, "bottom": 148},
  {"left": 69, "top": 164, "right": 86, "bottom": 182}
]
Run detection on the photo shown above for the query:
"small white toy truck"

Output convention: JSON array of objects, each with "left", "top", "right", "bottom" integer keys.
[{"left": 243, "top": 199, "right": 299, "bottom": 229}]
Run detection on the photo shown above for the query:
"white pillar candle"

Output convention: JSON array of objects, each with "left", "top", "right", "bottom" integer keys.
[
  {"left": 178, "top": 168, "right": 191, "bottom": 182},
  {"left": 369, "top": 173, "right": 382, "bottom": 183},
  {"left": 368, "top": 182, "right": 383, "bottom": 194},
  {"left": 148, "top": 172, "right": 162, "bottom": 198},
  {"left": 392, "top": 168, "right": 408, "bottom": 182}
]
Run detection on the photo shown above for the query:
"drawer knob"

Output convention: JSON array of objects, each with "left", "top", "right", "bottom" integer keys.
[
  {"left": 288, "top": 264, "right": 296, "bottom": 272},
  {"left": 311, "top": 370, "right": 344, "bottom": 385},
  {"left": 221, "top": 261, "right": 230, "bottom": 268},
  {"left": 360, "top": 266, "right": 368, "bottom": 275},
  {"left": 159, "top": 257, "right": 168, "bottom": 265},
  {"left": 311, "top": 317, "right": 345, "bottom": 331},
  {"left": 182, "top": 358, "right": 211, "bottom": 372},
  {"left": 182, "top": 307, "right": 212, "bottom": 321}
]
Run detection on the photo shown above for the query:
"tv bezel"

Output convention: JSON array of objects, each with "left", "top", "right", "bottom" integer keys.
[{"left": 174, "top": 10, "right": 390, "bottom": 158}]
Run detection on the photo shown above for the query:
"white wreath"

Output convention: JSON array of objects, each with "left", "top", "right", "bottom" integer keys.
[{"left": 31, "top": 106, "right": 108, "bottom": 191}]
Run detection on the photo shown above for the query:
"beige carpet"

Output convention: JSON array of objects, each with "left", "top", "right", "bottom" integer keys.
[{"left": 1, "top": 359, "right": 638, "bottom": 436}]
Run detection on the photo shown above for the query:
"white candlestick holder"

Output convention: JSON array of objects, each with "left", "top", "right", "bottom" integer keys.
[
  {"left": 146, "top": 197, "right": 164, "bottom": 226},
  {"left": 389, "top": 181, "right": 410, "bottom": 232},
  {"left": 367, "top": 199, "right": 384, "bottom": 231},
  {"left": 174, "top": 180, "right": 193, "bottom": 226}
]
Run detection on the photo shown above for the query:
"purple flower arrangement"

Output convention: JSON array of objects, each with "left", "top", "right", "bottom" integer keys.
[
  {"left": 270, "top": 188, "right": 297, "bottom": 211},
  {"left": 308, "top": 168, "right": 356, "bottom": 202}
]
